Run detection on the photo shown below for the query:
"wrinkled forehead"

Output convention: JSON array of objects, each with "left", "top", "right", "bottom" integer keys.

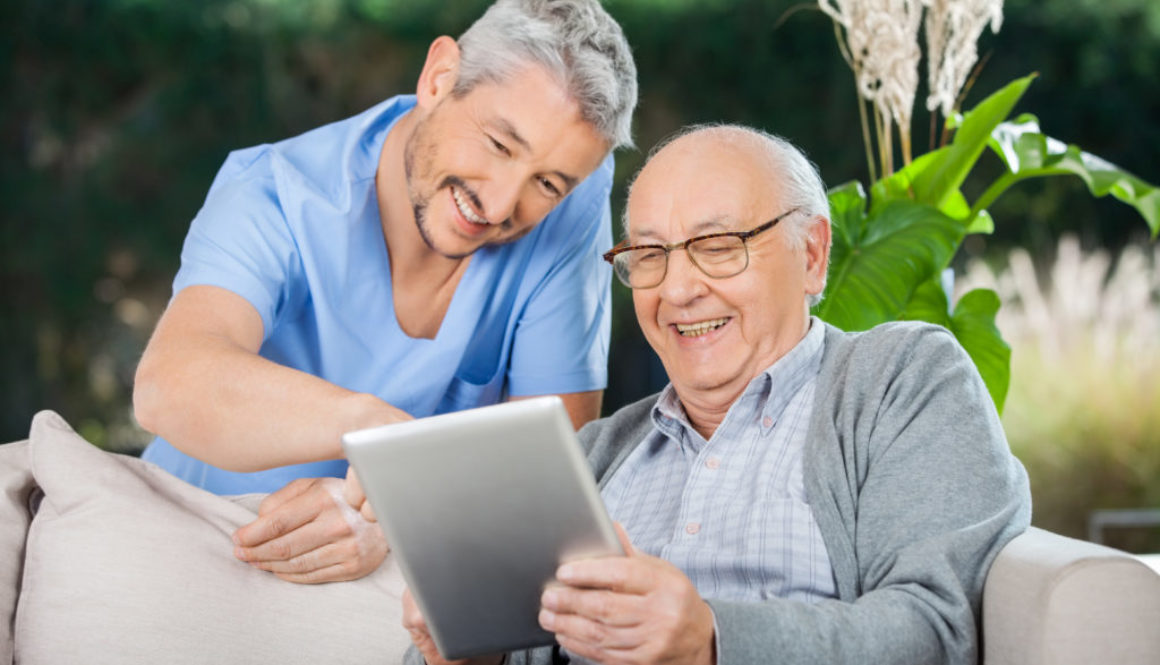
[{"left": 626, "top": 135, "right": 783, "bottom": 239}]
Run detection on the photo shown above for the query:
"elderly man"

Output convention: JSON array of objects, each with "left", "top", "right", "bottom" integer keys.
[
  {"left": 132, "top": 0, "right": 636, "bottom": 584},
  {"left": 403, "top": 125, "right": 1031, "bottom": 665}
]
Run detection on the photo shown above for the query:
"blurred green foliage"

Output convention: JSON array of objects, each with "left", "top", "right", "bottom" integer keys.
[{"left": 2, "top": 0, "right": 1159, "bottom": 536}]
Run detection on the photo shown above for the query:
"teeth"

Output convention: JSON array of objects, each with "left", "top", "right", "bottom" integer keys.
[
  {"left": 675, "top": 318, "right": 728, "bottom": 337},
  {"left": 452, "top": 187, "right": 490, "bottom": 225}
]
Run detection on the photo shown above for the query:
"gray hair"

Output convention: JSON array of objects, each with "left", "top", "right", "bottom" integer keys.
[
  {"left": 453, "top": 0, "right": 638, "bottom": 150},
  {"left": 625, "top": 123, "right": 832, "bottom": 305}
]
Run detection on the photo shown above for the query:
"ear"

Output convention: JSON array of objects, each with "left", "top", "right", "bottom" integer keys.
[
  {"left": 803, "top": 215, "right": 832, "bottom": 296},
  {"left": 414, "top": 36, "right": 461, "bottom": 110}
]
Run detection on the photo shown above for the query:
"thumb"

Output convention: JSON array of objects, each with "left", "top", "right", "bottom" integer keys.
[{"left": 612, "top": 521, "right": 635, "bottom": 556}]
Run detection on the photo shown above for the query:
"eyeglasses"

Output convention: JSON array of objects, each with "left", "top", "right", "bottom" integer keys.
[{"left": 602, "top": 207, "right": 800, "bottom": 289}]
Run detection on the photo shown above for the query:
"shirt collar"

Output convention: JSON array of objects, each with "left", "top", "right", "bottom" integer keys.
[{"left": 651, "top": 316, "right": 826, "bottom": 449}]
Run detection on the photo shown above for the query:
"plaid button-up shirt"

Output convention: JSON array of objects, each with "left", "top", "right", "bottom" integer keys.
[{"left": 600, "top": 318, "right": 836, "bottom": 603}]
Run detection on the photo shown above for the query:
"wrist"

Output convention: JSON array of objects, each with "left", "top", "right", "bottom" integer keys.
[{"left": 338, "top": 393, "right": 398, "bottom": 450}]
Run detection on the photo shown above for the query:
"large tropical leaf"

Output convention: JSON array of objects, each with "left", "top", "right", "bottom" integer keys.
[
  {"left": 909, "top": 74, "right": 1036, "bottom": 212},
  {"left": 870, "top": 152, "right": 995, "bottom": 233},
  {"left": 985, "top": 114, "right": 1160, "bottom": 237},
  {"left": 816, "top": 183, "right": 964, "bottom": 332},
  {"left": 900, "top": 280, "right": 1011, "bottom": 412}
]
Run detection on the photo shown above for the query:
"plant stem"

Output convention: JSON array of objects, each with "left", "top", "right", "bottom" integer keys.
[
  {"left": 857, "top": 86, "right": 878, "bottom": 185},
  {"left": 968, "top": 171, "right": 1020, "bottom": 222}
]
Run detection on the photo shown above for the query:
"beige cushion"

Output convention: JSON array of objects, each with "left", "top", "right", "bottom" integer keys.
[
  {"left": 983, "top": 526, "right": 1160, "bottom": 665},
  {"left": 1, "top": 439, "right": 34, "bottom": 664},
  {"left": 13, "top": 410, "right": 411, "bottom": 664}
]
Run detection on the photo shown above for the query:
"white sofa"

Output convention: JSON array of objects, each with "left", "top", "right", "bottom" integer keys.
[{"left": 3, "top": 411, "right": 1159, "bottom": 664}]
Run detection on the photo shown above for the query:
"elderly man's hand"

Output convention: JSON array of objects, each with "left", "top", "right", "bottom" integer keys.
[
  {"left": 232, "top": 472, "right": 389, "bottom": 584},
  {"left": 539, "top": 524, "right": 716, "bottom": 665},
  {"left": 402, "top": 588, "right": 504, "bottom": 665}
]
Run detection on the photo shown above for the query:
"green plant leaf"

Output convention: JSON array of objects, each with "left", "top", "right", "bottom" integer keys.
[
  {"left": 948, "top": 288, "right": 1011, "bottom": 413},
  {"left": 899, "top": 280, "right": 1011, "bottom": 412},
  {"left": 985, "top": 114, "right": 1160, "bottom": 237},
  {"left": 900, "top": 276, "right": 951, "bottom": 325},
  {"left": 827, "top": 180, "right": 869, "bottom": 249},
  {"left": 910, "top": 74, "right": 1037, "bottom": 211},
  {"left": 815, "top": 197, "right": 964, "bottom": 332},
  {"left": 869, "top": 147, "right": 994, "bottom": 233}
]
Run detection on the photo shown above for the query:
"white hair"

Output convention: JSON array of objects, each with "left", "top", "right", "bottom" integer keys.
[
  {"left": 625, "top": 123, "right": 832, "bottom": 305},
  {"left": 454, "top": 0, "right": 638, "bottom": 150}
]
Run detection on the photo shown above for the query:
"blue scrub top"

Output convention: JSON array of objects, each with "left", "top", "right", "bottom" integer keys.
[{"left": 142, "top": 96, "right": 613, "bottom": 494}]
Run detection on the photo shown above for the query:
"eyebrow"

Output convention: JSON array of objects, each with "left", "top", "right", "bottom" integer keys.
[
  {"left": 491, "top": 117, "right": 580, "bottom": 191},
  {"left": 633, "top": 218, "right": 734, "bottom": 242}
]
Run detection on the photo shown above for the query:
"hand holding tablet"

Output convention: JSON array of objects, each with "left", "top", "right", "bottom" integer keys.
[{"left": 342, "top": 397, "right": 623, "bottom": 660}]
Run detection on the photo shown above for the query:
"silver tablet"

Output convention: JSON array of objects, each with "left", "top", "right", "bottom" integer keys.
[{"left": 342, "top": 396, "right": 623, "bottom": 660}]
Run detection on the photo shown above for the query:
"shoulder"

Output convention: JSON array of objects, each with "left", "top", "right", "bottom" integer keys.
[
  {"left": 820, "top": 320, "right": 965, "bottom": 381},
  {"left": 211, "top": 96, "right": 413, "bottom": 202},
  {"left": 577, "top": 392, "right": 658, "bottom": 477}
]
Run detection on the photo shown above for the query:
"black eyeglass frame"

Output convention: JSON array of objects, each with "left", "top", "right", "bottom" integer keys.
[{"left": 601, "top": 207, "right": 801, "bottom": 288}]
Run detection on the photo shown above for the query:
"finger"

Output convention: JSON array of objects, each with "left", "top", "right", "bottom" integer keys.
[
  {"left": 401, "top": 588, "right": 426, "bottom": 632},
  {"left": 359, "top": 500, "right": 377, "bottom": 522},
  {"left": 239, "top": 518, "right": 349, "bottom": 565},
  {"left": 257, "top": 477, "right": 318, "bottom": 515},
  {"left": 540, "top": 586, "right": 644, "bottom": 627},
  {"left": 556, "top": 556, "right": 653, "bottom": 594},
  {"left": 554, "top": 632, "right": 638, "bottom": 665},
  {"left": 272, "top": 559, "right": 360, "bottom": 584},
  {"left": 539, "top": 607, "right": 642, "bottom": 650},
  {"left": 612, "top": 521, "right": 635, "bottom": 556},
  {"left": 342, "top": 466, "right": 366, "bottom": 510},
  {"left": 233, "top": 492, "right": 326, "bottom": 548}
]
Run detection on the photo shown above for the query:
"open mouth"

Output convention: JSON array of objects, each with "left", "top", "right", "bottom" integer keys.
[
  {"left": 674, "top": 318, "right": 729, "bottom": 338},
  {"left": 451, "top": 186, "right": 491, "bottom": 226}
]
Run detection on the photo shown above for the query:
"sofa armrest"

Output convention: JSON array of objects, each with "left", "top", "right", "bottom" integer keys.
[{"left": 982, "top": 526, "right": 1160, "bottom": 665}]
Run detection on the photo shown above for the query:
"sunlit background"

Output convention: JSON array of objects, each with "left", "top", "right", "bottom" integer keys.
[{"left": 2, "top": 0, "right": 1158, "bottom": 551}]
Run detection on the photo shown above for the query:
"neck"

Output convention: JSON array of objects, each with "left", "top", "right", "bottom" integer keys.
[
  {"left": 376, "top": 109, "right": 465, "bottom": 279},
  {"left": 675, "top": 314, "right": 812, "bottom": 440}
]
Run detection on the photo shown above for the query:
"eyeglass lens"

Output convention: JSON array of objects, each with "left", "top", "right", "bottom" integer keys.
[{"left": 613, "top": 235, "right": 749, "bottom": 288}]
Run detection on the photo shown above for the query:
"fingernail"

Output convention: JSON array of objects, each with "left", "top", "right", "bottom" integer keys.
[
  {"left": 541, "top": 588, "right": 560, "bottom": 609},
  {"left": 234, "top": 547, "right": 248, "bottom": 561},
  {"left": 538, "top": 609, "right": 556, "bottom": 630},
  {"left": 557, "top": 564, "right": 575, "bottom": 581}
]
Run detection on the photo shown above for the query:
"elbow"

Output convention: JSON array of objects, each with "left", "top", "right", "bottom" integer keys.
[{"left": 132, "top": 355, "right": 166, "bottom": 436}]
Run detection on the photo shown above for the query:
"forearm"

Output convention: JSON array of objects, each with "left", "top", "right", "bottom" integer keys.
[
  {"left": 134, "top": 332, "right": 400, "bottom": 472},
  {"left": 708, "top": 593, "right": 949, "bottom": 665}
]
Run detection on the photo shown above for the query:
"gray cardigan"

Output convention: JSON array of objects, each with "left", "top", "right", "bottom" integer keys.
[{"left": 413, "top": 322, "right": 1032, "bottom": 665}]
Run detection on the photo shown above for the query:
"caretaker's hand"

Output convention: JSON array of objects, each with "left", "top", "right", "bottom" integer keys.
[
  {"left": 402, "top": 589, "right": 504, "bottom": 665},
  {"left": 232, "top": 475, "right": 388, "bottom": 583},
  {"left": 538, "top": 523, "right": 716, "bottom": 665},
  {"left": 343, "top": 465, "right": 377, "bottom": 522}
]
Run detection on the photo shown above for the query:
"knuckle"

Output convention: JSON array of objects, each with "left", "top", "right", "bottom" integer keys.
[{"left": 269, "top": 539, "right": 293, "bottom": 560}]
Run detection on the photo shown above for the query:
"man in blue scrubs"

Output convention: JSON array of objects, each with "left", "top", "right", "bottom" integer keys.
[{"left": 132, "top": 0, "right": 637, "bottom": 583}]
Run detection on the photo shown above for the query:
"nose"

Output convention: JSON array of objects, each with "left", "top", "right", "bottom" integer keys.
[
  {"left": 479, "top": 172, "right": 525, "bottom": 226},
  {"left": 657, "top": 248, "right": 708, "bottom": 306}
]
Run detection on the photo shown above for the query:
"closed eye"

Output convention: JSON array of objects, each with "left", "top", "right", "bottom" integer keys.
[
  {"left": 487, "top": 134, "right": 511, "bottom": 156},
  {"left": 538, "top": 176, "right": 562, "bottom": 199}
]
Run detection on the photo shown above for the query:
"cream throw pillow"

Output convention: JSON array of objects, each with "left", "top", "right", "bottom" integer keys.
[
  {"left": 0, "top": 439, "right": 34, "bottom": 664},
  {"left": 12, "top": 410, "right": 411, "bottom": 664}
]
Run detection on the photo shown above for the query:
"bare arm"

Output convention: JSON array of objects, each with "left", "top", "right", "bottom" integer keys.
[
  {"left": 133, "top": 285, "right": 409, "bottom": 472},
  {"left": 511, "top": 390, "right": 602, "bottom": 431}
]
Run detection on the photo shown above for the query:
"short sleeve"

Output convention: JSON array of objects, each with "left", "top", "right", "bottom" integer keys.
[
  {"left": 506, "top": 156, "right": 615, "bottom": 396},
  {"left": 172, "top": 148, "right": 303, "bottom": 340}
]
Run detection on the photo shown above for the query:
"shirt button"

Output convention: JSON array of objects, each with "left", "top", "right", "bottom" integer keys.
[
  {"left": 705, "top": 457, "right": 721, "bottom": 470},
  {"left": 762, "top": 416, "right": 773, "bottom": 428},
  {"left": 685, "top": 522, "right": 701, "bottom": 535}
]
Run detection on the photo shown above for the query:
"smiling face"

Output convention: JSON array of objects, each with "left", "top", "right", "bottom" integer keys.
[
  {"left": 627, "top": 130, "right": 830, "bottom": 412},
  {"left": 402, "top": 40, "right": 610, "bottom": 259}
]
